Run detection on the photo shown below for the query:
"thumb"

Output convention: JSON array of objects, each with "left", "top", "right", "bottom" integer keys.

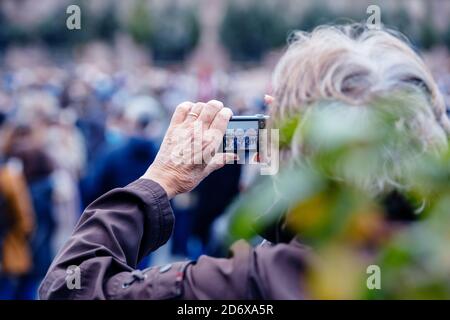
[{"left": 264, "top": 94, "right": 275, "bottom": 105}]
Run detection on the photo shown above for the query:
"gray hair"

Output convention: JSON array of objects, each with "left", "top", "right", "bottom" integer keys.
[{"left": 270, "top": 24, "right": 449, "bottom": 194}]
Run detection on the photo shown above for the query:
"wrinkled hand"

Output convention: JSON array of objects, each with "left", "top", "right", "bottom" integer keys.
[{"left": 142, "top": 100, "right": 235, "bottom": 199}]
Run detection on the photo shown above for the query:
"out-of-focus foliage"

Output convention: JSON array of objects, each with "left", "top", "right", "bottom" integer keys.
[
  {"left": 0, "top": 10, "right": 30, "bottom": 46},
  {"left": 445, "top": 25, "right": 450, "bottom": 51},
  {"left": 419, "top": 20, "right": 440, "bottom": 50},
  {"left": 37, "top": 0, "right": 120, "bottom": 47},
  {"left": 220, "top": 0, "right": 290, "bottom": 61},
  {"left": 0, "top": 1, "right": 448, "bottom": 60},
  {"left": 220, "top": 1, "right": 448, "bottom": 62},
  {"left": 0, "top": 0, "right": 199, "bottom": 62},
  {"left": 128, "top": 0, "right": 200, "bottom": 61},
  {"left": 149, "top": 4, "right": 200, "bottom": 62},
  {"left": 128, "top": 0, "right": 153, "bottom": 45},
  {"left": 382, "top": 6, "right": 418, "bottom": 43},
  {"left": 0, "top": 0, "right": 120, "bottom": 47},
  {"left": 229, "top": 93, "right": 450, "bottom": 299},
  {"left": 293, "top": 3, "right": 340, "bottom": 32}
]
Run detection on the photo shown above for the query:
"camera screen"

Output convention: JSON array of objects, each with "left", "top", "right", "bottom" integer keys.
[{"left": 223, "top": 120, "right": 259, "bottom": 153}]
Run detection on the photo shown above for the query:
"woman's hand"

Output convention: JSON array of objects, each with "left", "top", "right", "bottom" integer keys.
[{"left": 142, "top": 100, "right": 235, "bottom": 199}]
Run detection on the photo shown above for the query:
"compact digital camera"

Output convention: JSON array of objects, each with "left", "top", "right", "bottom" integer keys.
[{"left": 222, "top": 114, "right": 269, "bottom": 163}]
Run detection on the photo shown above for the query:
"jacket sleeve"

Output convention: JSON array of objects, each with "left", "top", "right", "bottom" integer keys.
[
  {"left": 0, "top": 164, "right": 35, "bottom": 275},
  {"left": 38, "top": 179, "right": 174, "bottom": 299},
  {"left": 39, "top": 178, "right": 258, "bottom": 300}
]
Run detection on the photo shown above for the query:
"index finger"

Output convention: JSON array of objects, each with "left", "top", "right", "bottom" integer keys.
[
  {"left": 198, "top": 100, "right": 223, "bottom": 128},
  {"left": 170, "top": 101, "right": 194, "bottom": 125},
  {"left": 209, "top": 107, "right": 233, "bottom": 134}
]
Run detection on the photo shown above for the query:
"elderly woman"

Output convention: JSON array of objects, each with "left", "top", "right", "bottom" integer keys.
[{"left": 39, "top": 24, "right": 449, "bottom": 299}]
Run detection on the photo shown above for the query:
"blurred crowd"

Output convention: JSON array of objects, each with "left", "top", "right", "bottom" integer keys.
[
  {"left": 0, "top": 39, "right": 271, "bottom": 299},
  {"left": 0, "top": 37, "right": 449, "bottom": 299}
]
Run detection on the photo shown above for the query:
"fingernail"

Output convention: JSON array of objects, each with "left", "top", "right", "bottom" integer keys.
[{"left": 223, "top": 107, "right": 233, "bottom": 117}]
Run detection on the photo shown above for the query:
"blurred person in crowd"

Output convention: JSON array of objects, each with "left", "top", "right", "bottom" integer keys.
[
  {"left": 1, "top": 88, "right": 83, "bottom": 299},
  {"left": 81, "top": 95, "right": 165, "bottom": 206},
  {"left": 62, "top": 79, "right": 108, "bottom": 163},
  {"left": 190, "top": 163, "right": 241, "bottom": 257},
  {"left": 0, "top": 158, "right": 36, "bottom": 300},
  {"left": 160, "top": 68, "right": 198, "bottom": 113},
  {"left": 44, "top": 109, "right": 85, "bottom": 254},
  {"left": 15, "top": 90, "right": 82, "bottom": 252},
  {"left": 2, "top": 123, "right": 54, "bottom": 300},
  {"left": 0, "top": 111, "right": 36, "bottom": 299},
  {"left": 40, "top": 23, "right": 449, "bottom": 300}
]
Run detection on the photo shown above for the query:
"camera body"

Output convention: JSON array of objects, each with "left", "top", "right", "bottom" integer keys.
[{"left": 222, "top": 115, "right": 269, "bottom": 159}]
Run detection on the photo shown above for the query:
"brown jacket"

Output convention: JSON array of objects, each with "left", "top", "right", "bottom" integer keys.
[
  {"left": 39, "top": 179, "right": 309, "bottom": 300},
  {"left": 0, "top": 163, "right": 35, "bottom": 275}
]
